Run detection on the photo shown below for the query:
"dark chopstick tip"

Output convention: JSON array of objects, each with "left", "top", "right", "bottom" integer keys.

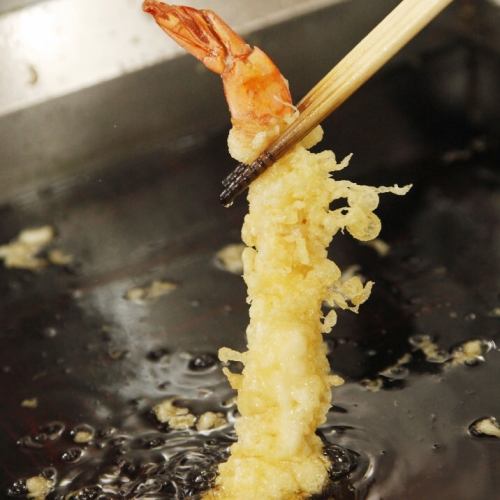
[
  {"left": 219, "top": 150, "right": 276, "bottom": 207},
  {"left": 222, "top": 162, "right": 249, "bottom": 187},
  {"left": 219, "top": 188, "right": 237, "bottom": 207}
]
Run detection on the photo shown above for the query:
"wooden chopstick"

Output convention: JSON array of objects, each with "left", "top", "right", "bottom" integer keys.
[{"left": 220, "top": 0, "right": 454, "bottom": 206}]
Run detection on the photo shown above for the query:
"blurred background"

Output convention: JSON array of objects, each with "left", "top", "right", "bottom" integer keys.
[
  {"left": 0, "top": 1, "right": 499, "bottom": 499},
  {"left": 1, "top": 0, "right": 499, "bottom": 201}
]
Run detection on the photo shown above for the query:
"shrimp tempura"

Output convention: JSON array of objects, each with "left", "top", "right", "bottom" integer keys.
[{"left": 144, "top": 3, "right": 411, "bottom": 499}]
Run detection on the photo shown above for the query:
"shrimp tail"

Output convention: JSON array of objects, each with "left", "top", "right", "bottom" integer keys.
[
  {"left": 143, "top": 1, "right": 251, "bottom": 75},
  {"left": 143, "top": 1, "right": 295, "bottom": 163}
]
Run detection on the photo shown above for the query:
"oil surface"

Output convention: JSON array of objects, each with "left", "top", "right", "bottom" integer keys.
[{"left": 1, "top": 39, "right": 500, "bottom": 499}]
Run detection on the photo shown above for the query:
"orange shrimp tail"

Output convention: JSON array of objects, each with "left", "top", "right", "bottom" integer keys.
[
  {"left": 143, "top": 1, "right": 295, "bottom": 163},
  {"left": 143, "top": 0, "right": 251, "bottom": 75}
]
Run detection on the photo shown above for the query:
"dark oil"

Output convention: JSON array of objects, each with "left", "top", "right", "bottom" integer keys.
[{"left": 1, "top": 34, "right": 500, "bottom": 498}]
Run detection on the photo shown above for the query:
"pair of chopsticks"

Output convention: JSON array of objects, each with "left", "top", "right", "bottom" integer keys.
[{"left": 220, "top": 0, "right": 454, "bottom": 206}]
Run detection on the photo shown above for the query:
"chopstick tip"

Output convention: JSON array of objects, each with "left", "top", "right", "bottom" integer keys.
[
  {"left": 219, "top": 185, "right": 239, "bottom": 207},
  {"left": 219, "top": 151, "right": 277, "bottom": 207}
]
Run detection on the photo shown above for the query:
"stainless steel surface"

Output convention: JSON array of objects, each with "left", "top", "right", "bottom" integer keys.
[
  {"left": 0, "top": 0, "right": 42, "bottom": 15},
  {"left": 0, "top": 0, "right": 346, "bottom": 116}
]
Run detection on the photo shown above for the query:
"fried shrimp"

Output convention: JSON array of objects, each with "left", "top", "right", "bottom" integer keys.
[
  {"left": 144, "top": 2, "right": 410, "bottom": 499},
  {"left": 143, "top": 0, "right": 295, "bottom": 163}
]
